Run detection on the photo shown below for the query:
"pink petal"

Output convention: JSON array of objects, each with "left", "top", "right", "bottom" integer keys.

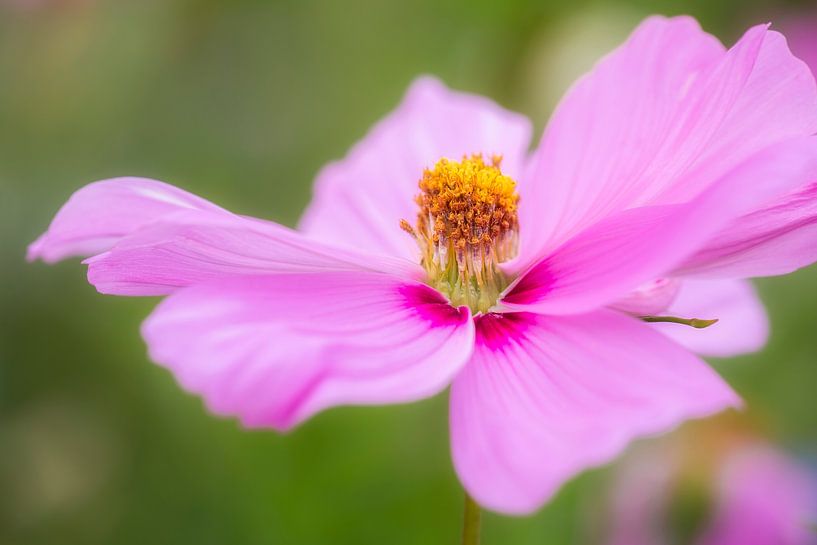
[
  {"left": 502, "top": 138, "right": 817, "bottom": 315},
  {"left": 449, "top": 310, "right": 739, "bottom": 515},
  {"left": 27, "top": 178, "right": 225, "bottom": 263},
  {"left": 675, "top": 181, "right": 817, "bottom": 278},
  {"left": 86, "top": 209, "right": 422, "bottom": 296},
  {"left": 142, "top": 272, "right": 474, "bottom": 430},
  {"left": 781, "top": 17, "right": 817, "bottom": 77},
  {"left": 298, "top": 76, "right": 533, "bottom": 261},
  {"left": 609, "top": 278, "right": 682, "bottom": 316},
  {"left": 517, "top": 16, "right": 817, "bottom": 268},
  {"left": 652, "top": 279, "right": 769, "bottom": 358}
]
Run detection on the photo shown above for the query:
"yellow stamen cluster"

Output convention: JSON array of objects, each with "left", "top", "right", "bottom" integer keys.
[{"left": 402, "top": 154, "right": 519, "bottom": 313}]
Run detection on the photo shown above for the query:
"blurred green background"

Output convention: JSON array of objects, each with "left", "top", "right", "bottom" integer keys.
[{"left": 2, "top": 1, "right": 816, "bottom": 544}]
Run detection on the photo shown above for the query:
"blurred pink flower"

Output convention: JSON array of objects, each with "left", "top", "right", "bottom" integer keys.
[
  {"left": 607, "top": 443, "right": 817, "bottom": 545},
  {"left": 29, "top": 16, "right": 817, "bottom": 514},
  {"left": 699, "top": 448, "right": 817, "bottom": 545}
]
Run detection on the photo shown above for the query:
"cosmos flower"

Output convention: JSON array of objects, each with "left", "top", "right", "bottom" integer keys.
[
  {"left": 605, "top": 426, "right": 817, "bottom": 545},
  {"left": 29, "top": 16, "right": 817, "bottom": 514}
]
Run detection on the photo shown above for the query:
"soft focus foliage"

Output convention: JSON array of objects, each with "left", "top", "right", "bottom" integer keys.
[{"left": 2, "top": 1, "right": 817, "bottom": 544}]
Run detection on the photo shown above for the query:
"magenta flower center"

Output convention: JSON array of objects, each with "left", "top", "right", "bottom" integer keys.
[{"left": 401, "top": 153, "right": 519, "bottom": 313}]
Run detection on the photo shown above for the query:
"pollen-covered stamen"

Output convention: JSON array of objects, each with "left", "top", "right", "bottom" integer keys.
[{"left": 403, "top": 154, "right": 519, "bottom": 314}]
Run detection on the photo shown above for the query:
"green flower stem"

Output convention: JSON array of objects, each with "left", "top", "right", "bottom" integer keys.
[
  {"left": 461, "top": 492, "right": 482, "bottom": 545},
  {"left": 640, "top": 315, "right": 719, "bottom": 329}
]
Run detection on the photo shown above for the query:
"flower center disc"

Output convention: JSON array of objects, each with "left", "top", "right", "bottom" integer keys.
[{"left": 402, "top": 154, "right": 519, "bottom": 314}]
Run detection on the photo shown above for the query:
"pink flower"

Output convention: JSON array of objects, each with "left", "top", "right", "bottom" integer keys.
[
  {"left": 607, "top": 441, "right": 817, "bottom": 545},
  {"left": 29, "top": 16, "right": 817, "bottom": 514}
]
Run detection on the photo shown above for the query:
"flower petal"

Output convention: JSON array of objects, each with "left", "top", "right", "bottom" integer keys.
[
  {"left": 517, "top": 16, "right": 817, "bottom": 267},
  {"left": 675, "top": 181, "right": 817, "bottom": 278},
  {"left": 609, "top": 278, "right": 682, "bottom": 316},
  {"left": 298, "top": 76, "right": 533, "bottom": 260},
  {"left": 142, "top": 272, "right": 474, "bottom": 430},
  {"left": 502, "top": 138, "right": 817, "bottom": 315},
  {"left": 781, "top": 17, "right": 817, "bottom": 77},
  {"left": 449, "top": 310, "right": 738, "bottom": 515},
  {"left": 27, "top": 178, "right": 225, "bottom": 263},
  {"left": 651, "top": 279, "right": 768, "bottom": 358},
  {"left": 86, "top": 209, "right": 422, "bottom": 296}
]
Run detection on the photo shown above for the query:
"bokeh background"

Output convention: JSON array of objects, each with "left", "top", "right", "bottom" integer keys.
[{"left": 2, "top": 1, "right": 816, "bottom": 544}]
